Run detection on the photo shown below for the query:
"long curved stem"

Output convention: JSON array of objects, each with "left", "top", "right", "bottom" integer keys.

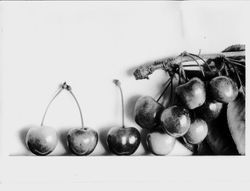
[
  {"left": 40, "top": 82, "right": 85, "bottom": 129},
  {"left": 189, "top": 52, "right": 213, "bottom": 72},
  {"left": 181, "top": 66, "right": 188, "bottom": 82},
  {"left": 178, "top": 67, "right": 182, "bottom": 85},
  {"left": 179, "top": 55, "right": 185, "bottom": 85},
  {"left": 224, "top": 59, "right": 244, "bottom": 94},
  {"left": 231, "top": 64, "right": 243, "bottom": 88},
  {"left": 156, "top": 77, "right": 172, "bottom": 103},
  {"left": 182, "top": 64, "right": 203, "bottom": 68},
  {"left": 169, "top": 78, "right": 174, "bottom": 106},
  {"left": 113, "top": 79, "right": 125, "bottom": 128},
  {"left": 227, "top": 58, "right": 245, "bottom": 68},
  {"left": 67, "top": 88, "right": 85, "bottom": 129},
  {"left": 185, "top": 53, "right": 205, "bottom": 77},
  {"left": 223, "top": 62, "right": 230, "bottom": 77},
  {"left": 40, "top": 86, "right": 64, "bottom": 127}
]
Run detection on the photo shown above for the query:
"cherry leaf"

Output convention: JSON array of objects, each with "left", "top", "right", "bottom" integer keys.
[
  {"left": 227, "top": 91, "right": 245, "bottom": 155},
  {"left": 222, "top": 44, "right": 245, "bottom": 52}
]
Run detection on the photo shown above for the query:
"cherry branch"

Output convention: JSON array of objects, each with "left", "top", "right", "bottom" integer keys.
[{"left": 133, "top": 50, "right": 245, "bottom": 80}]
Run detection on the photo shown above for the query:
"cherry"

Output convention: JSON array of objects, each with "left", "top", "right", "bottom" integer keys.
[
  {"left": 25, "top": 84, "right": 65, "bottom": 155},
  {"left": 107, "top": 80, "right": 141, "bottom": 155},
  {"left": 134, "top": 78, "right": 171, "bottom": 130},
  {"left": 160, "top": 105, "right": 191, "bottom": 138},
  {"left": 146, "top": 131, "right": 176, "bottom": 155},
  {"left": 67, "top": 128, "right": 98, "bottom": 156},
  {"left": 184, "top": 119, "right": 208, "bottom": 144},
  {"left": 209, "top": 76, "right": 238, "bottom": 103},
  {"left": 64, "top": 83, "right": 98, "bottom": 156},
  {"left": 175, "top": 77, "right": 206, "bottom": 109},
  {"left": 134, "top": 96, "right": 164, "bottom": 130},
  {"left": 25, "top": 125, "right": 58, "bottom": 156}
]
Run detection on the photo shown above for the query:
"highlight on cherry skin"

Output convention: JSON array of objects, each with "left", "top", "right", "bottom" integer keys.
[{"left": 107, "top": 79, "right": 141, "bottom": 155}]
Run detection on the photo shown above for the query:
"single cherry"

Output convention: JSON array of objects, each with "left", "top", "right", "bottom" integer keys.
[
  {"left": 107, "top": 80, "right": 141, "bottom": 155},
  {"left": 160, "top": 105, "right": 191, "bottom": 138},
  {"left": 175, "top": 77, "right": 206, "bottom": 109},
  {"left": 67, "top": 128, "right": 98, "bottom": 156},
  {"left": 26, "top": 125, "right": 58, "bottom": 156},
  {"left": 25, "top": 84, "right": 65, "bottom": 155},
  {"left": 134, "top": 96, "right": 164, "bottom": 130},
  {"left": 184, "top": 119, "right": 208, "bottom": 144},
  {"left": 146, "top": 131, "right": 176, "bottom": 155},
  {"left": 64, "top": 83, "right": 98, "bottom": 156},
  {"left": 209, "top": 76, "right": 238, "bottom": 103}
]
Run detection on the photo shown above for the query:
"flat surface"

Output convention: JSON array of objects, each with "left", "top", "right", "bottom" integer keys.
[{"left": 0, "top": 1, "right": 250, "bottom": 186}]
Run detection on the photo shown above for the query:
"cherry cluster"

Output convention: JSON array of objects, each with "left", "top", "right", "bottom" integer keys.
[{"left": 134, "top": 51, "right": 244, "bottom": 155}]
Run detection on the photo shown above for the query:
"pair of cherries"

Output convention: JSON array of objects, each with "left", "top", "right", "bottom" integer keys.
[{"left": 25, "top": 81, "right": 140, "bottom": 156}]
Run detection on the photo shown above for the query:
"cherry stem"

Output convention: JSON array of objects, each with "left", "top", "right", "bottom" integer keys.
[
  {"left": 183, "top": 52, "right": 205, "bottom": 77},
  {"left": 170, "top": 80, "right": 174, "bottom": 105},
  {"left": 181, "top": 66, "right": 188, "bottom": 82},
  {"left": 40, "top": 82, "right": 85, "bottom": 129},
  {"left": 169, "top": 78, "right": 174, "bottom": 106},
  {"left": 180, "top": 55, "right": 186, "bottom": 82},
  {"left": 182, "top": 64, "right": 204, "bottom": 68},
  {"left": 40, "top": 84, "right": 64, "bottom": 127},
  {"left": 178, "top": 58, "right": 188, "bottom": 84},
  {"left": 188, "top": 52, "right": 213, "bottom": 72},
  {"left": 178, "top": 67, "right": 182, "bottom": 85},
  {"left": 227, "top": 58, "right": 245, "bottom": 68},
  {"left": 113, "top": 79, "right": 125, "bottom": 128},
  {"left": 67, "top": 87, "right": 85, "bottom": 129},
  {"left": 223, "top": 62, "right": 230, "bottom": 77},
  {"left": 156, "top": 77, "right": 172, "bottom": 103},
  {"left": 224, "top": 59, "right": 245, "bottom": 94}
]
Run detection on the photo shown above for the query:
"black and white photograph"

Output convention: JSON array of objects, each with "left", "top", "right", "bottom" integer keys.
[{"left": 0, "top": 1, "right": 249, "bottom": 190}]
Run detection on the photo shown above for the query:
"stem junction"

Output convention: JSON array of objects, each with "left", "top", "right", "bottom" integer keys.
[{"left": 40, "top": 82, "right": 85, "bottom": 129}]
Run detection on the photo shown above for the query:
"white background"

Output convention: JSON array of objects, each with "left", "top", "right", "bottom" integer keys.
[{"left": 0, "top": 1, "right": 250, "bottom": 189}]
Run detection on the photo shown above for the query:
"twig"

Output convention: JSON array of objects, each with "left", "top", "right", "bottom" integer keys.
[{"left": 133, "top": 50, "right": 245, "bottom": 80}]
